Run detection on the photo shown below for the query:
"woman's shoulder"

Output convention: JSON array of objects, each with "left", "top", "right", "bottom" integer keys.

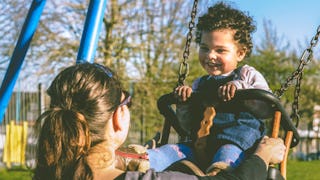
[
  {"left": 115, "top": 169, "right": 198, "bottom": 180},
  {"left": 95, "top": 169, "right": 124, "bottom": 180}
]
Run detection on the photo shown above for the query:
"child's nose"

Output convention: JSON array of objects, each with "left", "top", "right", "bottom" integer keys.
[{"left": 207, "top": 50, "right": 217, "bottom": 60}]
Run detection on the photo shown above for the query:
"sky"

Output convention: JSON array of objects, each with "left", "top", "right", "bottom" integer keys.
[
  {"left": 2, "top": 0, "right": 320, "bottom": 90},
  {"left": 201, "top": 0, "right": 320, "bottom": 55}
]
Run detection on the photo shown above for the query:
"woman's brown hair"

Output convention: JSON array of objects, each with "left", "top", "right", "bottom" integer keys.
[{"left": 33, "top": 63, "right": 122, "bottom": 180}]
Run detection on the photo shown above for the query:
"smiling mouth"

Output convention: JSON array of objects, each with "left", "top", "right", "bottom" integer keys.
[{"left": 206, "top": 62, "right": 222, "bottom": 67}]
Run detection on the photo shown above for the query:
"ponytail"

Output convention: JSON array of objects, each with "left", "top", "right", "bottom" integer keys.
[
  {"left": 34, "top": 108, "right": 93, "bottom": 180},
  {"left": 34, "top": 63, "right": 122, "bottom": 180}
]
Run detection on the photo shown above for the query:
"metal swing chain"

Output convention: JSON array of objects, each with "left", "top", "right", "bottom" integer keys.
[
  {"left": 177, "top": 0, "right": 199, "bottom": 87},
  {"left": 291, "top": 71, "right": 303, "bottom": 127},
  {"left": 275, "top": 25, "right": 320, "bottom": 127},
  {"left": 275, "top": 26, "right": 320, "bottom": 97}
]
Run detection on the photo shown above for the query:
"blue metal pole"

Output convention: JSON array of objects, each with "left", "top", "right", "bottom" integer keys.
[
  {"left": 0, "top": 0, "right": 46, "bottom": 123},
  {"left": 76, "top": 0, "right": 108, "bottom": 64}
]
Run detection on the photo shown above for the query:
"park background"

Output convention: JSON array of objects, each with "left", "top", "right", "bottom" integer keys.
[{"left": 1, "top": 0, "right": 320, "bottom": 179}]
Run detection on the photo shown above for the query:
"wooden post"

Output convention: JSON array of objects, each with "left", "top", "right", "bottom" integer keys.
[
  {"left": 280, "top": 131, "right": 293, "bottom": 180},
  {"left": 272, "top": 111, "right": 281, "bottom": 138}
]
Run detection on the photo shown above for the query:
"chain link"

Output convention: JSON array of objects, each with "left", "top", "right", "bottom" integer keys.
[
  {"left": 177, "top": 0, "right": 198, "bottom": 87},
  {"left": 275, "top": 25, "right": 320, "bottom": 127},
  {"left": 275, "top": 26, "right": 320, "bottom": 97},
  {"left": 175, "top": 5, "right": 320, "bottom": 128},
  {"left": 291, "top": 72, "right": 302, "bottom": 127}
]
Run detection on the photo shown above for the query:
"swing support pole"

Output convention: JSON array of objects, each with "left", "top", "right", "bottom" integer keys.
[
  {"left": 0, "top": 0, "right": 46, "bottom": 123},
  {"left": 76, "top": 0, "right": 108, "bottom": 64}
]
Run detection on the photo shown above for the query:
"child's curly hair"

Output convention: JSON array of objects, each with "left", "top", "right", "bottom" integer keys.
[{"left": 196, "top": 2, "right": 256, "bottom": 57}]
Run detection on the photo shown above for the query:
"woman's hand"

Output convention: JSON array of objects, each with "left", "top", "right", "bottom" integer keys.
[{"left": 254, "top": 136, "right": 286, "bottom": 166}]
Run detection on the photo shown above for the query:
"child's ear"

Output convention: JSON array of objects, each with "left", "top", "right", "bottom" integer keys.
[{"left": 237, "top": 47, "right": 247, "bottom": 62}]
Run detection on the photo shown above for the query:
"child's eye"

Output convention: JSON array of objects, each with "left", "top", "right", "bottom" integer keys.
[{"left": 216, "top": 49, "right": 227, "bottom": 53}]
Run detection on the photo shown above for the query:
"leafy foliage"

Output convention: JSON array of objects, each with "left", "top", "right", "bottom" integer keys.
[
  {"left": 246, "top": 21, "right": 320, "bottom": 129},
  {"left": 1, "top": 0, "right": 320, "bottom": 143}
]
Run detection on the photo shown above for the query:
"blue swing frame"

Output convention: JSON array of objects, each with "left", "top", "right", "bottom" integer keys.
[{"left": 0, "top": 0, "right": 108, "bottom": 123}]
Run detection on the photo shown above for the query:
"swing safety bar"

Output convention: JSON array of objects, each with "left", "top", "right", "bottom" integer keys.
[
  {"left": 158, "top": 89, "right": 299, "bottom": 179},
  {"left": 230, "top": 89, "right": 299, "bottom": 147},
  {"left": 157, "top": 89, "right": 300, "bottom": 147}
]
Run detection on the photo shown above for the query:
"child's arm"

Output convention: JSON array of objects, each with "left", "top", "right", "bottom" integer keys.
[
  {"left": 218, "top": 82, "right": 237, "bottom": 101},
  {"left": 175, "top": 77, "right": 204, "bottom": 101},
  {"left": 175, "top": 85, "right": 193, "bottom": 102},
  {"left": 230, "top": 65, "right": 270, "bottom": 91},
  {"left": 219, "top": 65, "right": 270, "bottom": 101}
]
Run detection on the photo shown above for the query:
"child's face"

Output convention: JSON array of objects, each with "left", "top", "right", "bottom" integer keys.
[{"left": 198, "top": 29, "right": 246, "bottom": 76}]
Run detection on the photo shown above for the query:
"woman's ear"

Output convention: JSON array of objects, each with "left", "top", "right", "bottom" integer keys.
[
  {"left": 112, "top": 106, "right": 130, "bottom": 132},
  {"left": 112, "top": 107, "right": 122, "bottom": 132}
]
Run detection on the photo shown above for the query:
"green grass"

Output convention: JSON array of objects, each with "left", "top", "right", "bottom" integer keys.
[
  {"left": 287, "top": 160, "right": 320, "bottom": 180},
  {"left": 0, "top": 168, "right": 33, "bottom": 180},
  {"left": 0, "top": 160, "right": 319, "bottom": 179}
]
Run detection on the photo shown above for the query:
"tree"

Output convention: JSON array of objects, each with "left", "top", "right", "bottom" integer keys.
[
  {"left": 247, "top": 20, "right": 320, "bottom": 129},
  {"left": 1, "top": 0, "right": 198, "bottom": 143},
  {"left": 122, "top": 0, "right": 197, "bottom": 143},
  {"left": 3, "top": 0, "right": 319, "bottom": 144},
  {"left": 0, "top": 0, "right": 30, "bottom": 73}
]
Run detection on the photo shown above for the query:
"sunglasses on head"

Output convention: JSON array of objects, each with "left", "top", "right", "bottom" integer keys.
[
  {"left": 93, "top": 63, "right": 113, "bottom": 78},
  {"left": 93, "top": 63, "right": 131, "bottom": 108},
  {"left": 119, "top": 90, "right": 132, "bottom": 108}
]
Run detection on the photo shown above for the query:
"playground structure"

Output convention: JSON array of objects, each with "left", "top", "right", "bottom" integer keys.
[
  {"left": 295, "top": 105, "right": 320, "bottom": 160},
  {"left": 155, "top": 0, "right": 318, "bottom": 179},
  {"left": 0, "top": 0, "right": 319, "bottom": 179},
  {"left": 0, "top": 0, "right": 108, "bottom": 168}
]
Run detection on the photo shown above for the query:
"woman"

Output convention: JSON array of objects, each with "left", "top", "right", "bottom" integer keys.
[{"left": 34, "top": 63, "right": 285, "bottom": 180}]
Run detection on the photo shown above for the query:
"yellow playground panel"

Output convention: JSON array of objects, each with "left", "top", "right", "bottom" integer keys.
[{"left": 3, "top": 120, "right": 28, "bottom": 168}]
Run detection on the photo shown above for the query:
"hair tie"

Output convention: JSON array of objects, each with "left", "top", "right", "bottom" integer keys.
[
  {"left": 52, "top": 107, "right": 63, "bottom": 112},
  {"left": 74, "top": 111, "right": 86, "bottom": 123}
]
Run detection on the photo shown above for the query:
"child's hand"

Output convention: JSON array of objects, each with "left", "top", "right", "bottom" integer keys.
[
  {"left": 218, "top": 83, "right": 237, "bottom": 101},
  {"left": 175, "top": 85, "right": 193, "bottom": 101}
]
